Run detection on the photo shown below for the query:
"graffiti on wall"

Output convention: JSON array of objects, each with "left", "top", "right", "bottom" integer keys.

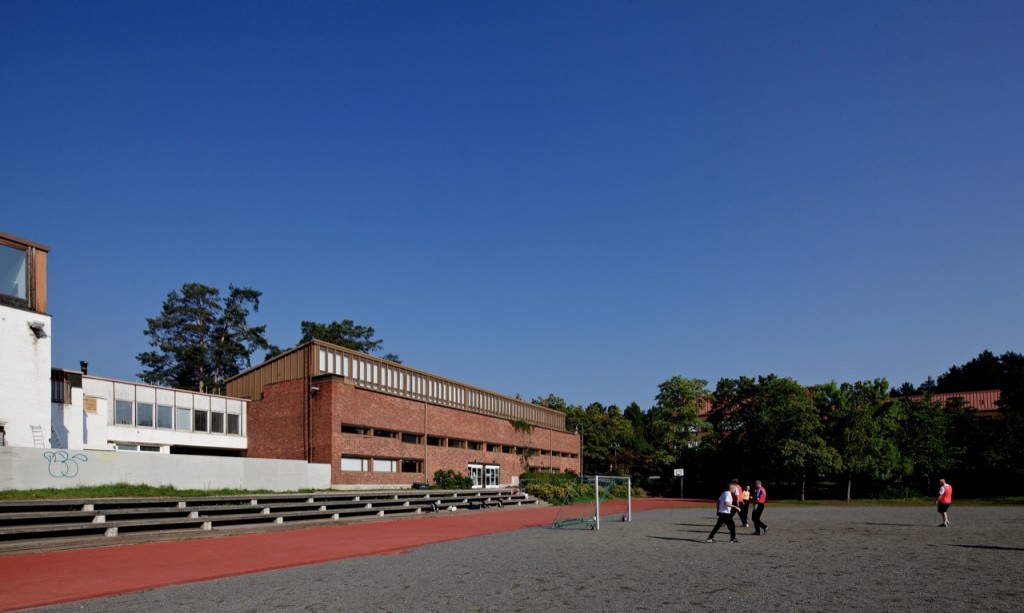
[{"left": 43, "top": 450, "right": 88, "bottom": 478}]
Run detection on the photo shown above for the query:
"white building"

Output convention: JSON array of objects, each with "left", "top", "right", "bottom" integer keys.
[
  {"left": 1, "top": 230, "right": 247, "bottom": 455},
  {"left": 0, "top": 231, "right": 51, "bottom": 448},
  {"left": 51, "top": 370, "right": 247, "bottom": 454}
]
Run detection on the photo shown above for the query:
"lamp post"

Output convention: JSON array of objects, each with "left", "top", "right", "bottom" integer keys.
[{"left": 611, "top": 442, "right": 620, "bottom": 473}]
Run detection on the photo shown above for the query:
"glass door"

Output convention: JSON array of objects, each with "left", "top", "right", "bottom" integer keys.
[
  {"left": 485, "top": 465, "right": 499, "bottom": 487},
  {"left": 468, "top": 464, "right": 483, "bottom": 488}
]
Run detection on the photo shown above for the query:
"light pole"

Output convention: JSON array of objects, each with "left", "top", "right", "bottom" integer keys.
[{"left": 611, "top": 442, "right": 620, "bottom": 473}]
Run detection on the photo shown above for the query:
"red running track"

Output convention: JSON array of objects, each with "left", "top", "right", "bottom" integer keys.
[{"left": 0, "top": 498, "right": 702, "bottom": 611}]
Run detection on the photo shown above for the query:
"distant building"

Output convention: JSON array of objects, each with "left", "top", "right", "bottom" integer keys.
[
  {"left": 907, "top": 389, "right": 1001, "bottom": 418},
  {"left": 227, "top": 342, "right": 580, "bottom": 488}
]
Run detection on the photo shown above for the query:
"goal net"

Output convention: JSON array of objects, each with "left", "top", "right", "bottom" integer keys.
[{"left": 551, "top": 475, "right": 632, "bottom": 530}]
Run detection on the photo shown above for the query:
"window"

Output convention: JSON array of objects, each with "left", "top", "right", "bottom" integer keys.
[
  {"left": 0, "top": 242, "right": 27, "bottom": 305},
  {"left": 374, "top": 458, "right": 397, "bottom": 473},
  {"left": 175, "top": 406, "right": 190, "bottom": 431},
  {"left": 115, "top": 443, "right": 160, "bottom": 453},
  {"left": 210, "top": 412, "right": 224, "bottom": 433},
  {"left": 226, "top": 414, "right": 240, "bottom": 435},
  {"left": 114, "top": 400, "right": 133, "bottom": 425},
  {"left": 401, "top": 433, "right": 422, "bottom": 444},
  {"left": 373, "top": 428, "right": 397, "bottom": 439},
  {"left": 448, "top": 438, "right": 466, "bottom": 449},
  {"left": 467, "top": 441, "right": 482, "bottom": 451},
  {"left": 487, "top": 443, "right": 501, "bottom": 453},
  {"left": 193, "top": 409, "right": 208, "bottom": 432},
  {"left": 136, "top": 402, "right": 154, "bottom": 428},
  {"left": 341, "top": 455, "right": 369, "bottom": 471},
  {"left": 342, "top": 425, "right": 368, "bottom": 435},
  {"left": 157, "top": 404, "right": 173, "bottom": 429},
  {"left": 401, "top": 459, "right": 422, "bottom": 473},
  {"left": 427, "top": 436, "right": 444, "bottom": 447}
]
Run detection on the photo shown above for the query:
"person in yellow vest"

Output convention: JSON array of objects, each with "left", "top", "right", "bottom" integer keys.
[
  {"left": 738, "top": 485, "right": 751, "bottom": 527},
  {"left": 936, "top": 479, "right": 953, "bottom": 527}
]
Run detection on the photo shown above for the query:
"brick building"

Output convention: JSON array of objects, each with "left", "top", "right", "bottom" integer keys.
[{"left": 226, "top": 341, "right": 580, "bottom": 488}]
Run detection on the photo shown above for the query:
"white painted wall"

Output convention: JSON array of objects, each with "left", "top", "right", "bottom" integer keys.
[
  {"left": 0, "top": 306, "right": 52, "bottom": 448},
  {"left": 0, "top": 445, "right": 330, "bottom": 491}
]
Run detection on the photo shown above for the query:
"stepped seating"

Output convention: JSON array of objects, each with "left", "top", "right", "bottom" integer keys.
[{"left": 0, "top": 489, "right": 540, "bottom": 544}]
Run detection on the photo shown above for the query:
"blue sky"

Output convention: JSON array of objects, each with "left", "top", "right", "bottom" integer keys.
[{"left": 3, "top": 1, "right": 1022, "bottom": 410}]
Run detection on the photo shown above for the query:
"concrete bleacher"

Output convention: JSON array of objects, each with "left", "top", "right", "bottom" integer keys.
[{"left": 0, "top": 489, "right": 539, "bottom": 546}]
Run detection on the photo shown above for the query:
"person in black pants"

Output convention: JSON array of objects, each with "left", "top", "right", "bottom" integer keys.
[
  {"left": 738, "top": 485, "right": 751, "bottom": 527},
  {"left": 752, "top": 480, "right": 768, "bottom": 535},
  {"left": 705, "top": 481, "right": 741, "bottom": 543}
]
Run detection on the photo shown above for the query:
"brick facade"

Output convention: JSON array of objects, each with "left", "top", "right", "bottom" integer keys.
[
  {"left": 244, "top": 378, "right": 308, "bottom": 461},
  {"left": 245, "top": 374, "right": 579, "bottom": 487}
]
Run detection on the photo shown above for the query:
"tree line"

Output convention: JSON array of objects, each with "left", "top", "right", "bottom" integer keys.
[
  {"left": 137, "top": 283, "right": 1022, "bottom": 499},
  {"left": 535, "top": 350, "right": 1024, "bottom": 500}
]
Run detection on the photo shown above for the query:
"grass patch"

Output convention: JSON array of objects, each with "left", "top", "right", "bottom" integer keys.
[{"left": 0, "top": 483, "right": 311, "bottom": 501}]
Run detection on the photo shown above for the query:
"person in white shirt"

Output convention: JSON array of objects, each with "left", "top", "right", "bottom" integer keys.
[{"left": 705, "top": 481, "right": 741, "bottom": 543}]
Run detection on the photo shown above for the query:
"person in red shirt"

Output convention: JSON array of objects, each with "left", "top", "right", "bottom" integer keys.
[
  {"left": 752, "top": 480, "right": 768, "bottom": 535},
  {"left": 936, "top": 478, "right": 953, "bottom": 527}
]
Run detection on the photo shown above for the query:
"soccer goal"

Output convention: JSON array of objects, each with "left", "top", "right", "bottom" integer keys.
[{"left": 551, "top": 474, "right": 632, "bottom": 530}]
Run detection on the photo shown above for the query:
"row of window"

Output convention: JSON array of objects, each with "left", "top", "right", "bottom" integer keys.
[
  {"left": 340, "top": 457, "right": 501, "bottom": 488},
  {"left": 340, "top": 456, "right": 423, "bottom": 473},
  {"left": 340, "top": 425, "right": 576, "bottom": 458},
  {"left": 113, "top": 400, "right": 242, "bottom": 435}
]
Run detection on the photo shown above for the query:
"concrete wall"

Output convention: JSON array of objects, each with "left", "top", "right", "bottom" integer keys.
[
  {"left": 0, "top": 306, "right": 52, "bottom": 448},
  {"left": 0, "top": 445, "right": 330, "bottom": 492}
]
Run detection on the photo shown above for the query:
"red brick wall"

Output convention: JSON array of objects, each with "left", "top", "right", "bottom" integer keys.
[
  {"left": 244, "top": 379, "right": 308, "bottom": 460},
  {"left": 327, "top": 377, "right": 578, "bottom": 486},
  {"left": 245, "top": 375, "right": 580, "bottom": 486}
]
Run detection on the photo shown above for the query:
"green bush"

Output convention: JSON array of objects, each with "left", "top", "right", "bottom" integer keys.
[
  {"left": 517, "top": 472, "right": 645, "bottom": 504},
  {"left": 432, "top": 469, "right": 473, "bottom": 489},
  {"left": 519, "top": 472, "right": 598, "bottom": 504}
]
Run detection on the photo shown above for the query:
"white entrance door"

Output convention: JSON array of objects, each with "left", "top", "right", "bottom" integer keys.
[
  {"left": 485, "top": 465, "right": 499, "bottom": 487},
  {"left": 468, "top": 464, "right": 483, "bottom": 488}
]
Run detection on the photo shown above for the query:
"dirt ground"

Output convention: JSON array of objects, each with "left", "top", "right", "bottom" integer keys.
[{"left": 28, "top": 504, "right": 1024, "bottom": 612}]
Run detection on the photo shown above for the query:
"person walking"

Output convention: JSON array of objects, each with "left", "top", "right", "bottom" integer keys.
[
  {"left": 936, "top": 478, "right": 953, "bottom": 527},
  {"left": 705, "top": 481, "right": 741, "bottom": 543},
  {"left": 728, "top": 479, "right": 743, "bottom": 524},
  {"left": 739, "top": 485, "right": 751, "bottom": 527},
  {"left": 751, "top": 480, "right": 768, "bottom": 535}
]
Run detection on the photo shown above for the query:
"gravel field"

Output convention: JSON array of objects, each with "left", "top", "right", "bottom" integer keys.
[{"left": 31, "top": 505, "right": 1024, "bottom": 613}]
